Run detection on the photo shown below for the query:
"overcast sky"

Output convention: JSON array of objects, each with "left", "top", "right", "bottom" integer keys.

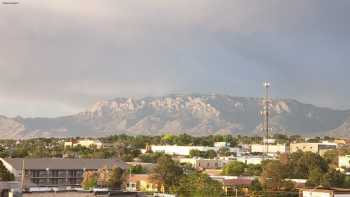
[{"left": 0, "top": 0, "right": 349, "bottom": 117}]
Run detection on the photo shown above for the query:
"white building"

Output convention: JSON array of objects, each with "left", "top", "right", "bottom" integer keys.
[
  {"left": 142, "top": 145, "right": 241, "bottom": 156},
  {"left": 64, "top": 139, "right": 103, "bottom": 149},
  {"left": 251, "top": 144, "right": 288, "bottom": 154},
  {"left": 339, "top": 155, "right": 350, "bottom": 169},
  {"left": 263, "top": 138, "right": 276, "bottom": 144},
  {"left": 236, "top": 156, "right": 266, "bottom": 165},
  {"left": 214, "top": 142, "right": 231, "bottom": 148}
]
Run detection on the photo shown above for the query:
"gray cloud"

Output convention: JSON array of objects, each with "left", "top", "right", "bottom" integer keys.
[{"left": 0, "top": 0, "right": 349, "bottom": 117}]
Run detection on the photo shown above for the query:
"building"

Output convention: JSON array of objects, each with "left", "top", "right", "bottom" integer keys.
[
  {"left": 263, "top": 138, "right": 276, "bottom": 144},
  {"left": 64, "top": 139, "right": 103, "bottom": 149},
  {"left": 21, "top": 190, "right": 145, "bottom": 197},
  {"left": 286, "top": 179, "right": 307, "bottom": 188},
  {"left": 214, "top": 142, "right": 230, "bottom": 148},
  {"left": 236, "top": 156, "right": 266, "bottom": 165},
  {"left": 209, "top": 176, "right": 254, "bottom": 196},
  {"left": 222, "top": 178, "right": 252, "bottom": 196},
  {"left": 290, "top": 142, "right": 336, "bottom": 155},
  {"left": 0, "top": 158, "right": 127, "bottom": 187},
  {"left": 0, "top": 181, "right": 20, "bottom": 197},
  {"left": 179, "top": 158, "right": 230, "bottom": 169},
  {"left": 299, "top": 187, "right": 350, "bottom": 197},
  {"left": 126, "top": 174, "right": 163, "bottom": 193},
  {"left": 251, "top": 144, "right": 288, "bottom": 154},
  {"left": 334, "top": 139, "right": 346, "bottom": 145},
  {"left": 339, "top": 155, "right": 350, "bottom": 169},
  {"left": 142, "top": 145, "right": 241, "bottom": 156}
]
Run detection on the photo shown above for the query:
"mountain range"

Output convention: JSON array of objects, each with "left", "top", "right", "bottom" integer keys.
[{"left": 0, "top": 94, "right": 349, "bottom": 139}]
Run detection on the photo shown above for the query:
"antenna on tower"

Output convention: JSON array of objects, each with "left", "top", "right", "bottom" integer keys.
[{"left": 262, "top": 81, "right": 271, "bottom": 159}]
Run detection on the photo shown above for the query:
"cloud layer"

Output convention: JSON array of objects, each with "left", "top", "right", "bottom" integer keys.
[{"left": 0, "top": 0, "right": 349, "bottom": 117}]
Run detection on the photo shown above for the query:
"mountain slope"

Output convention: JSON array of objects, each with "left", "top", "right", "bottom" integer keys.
[{"left": 0, "top": 94, "right": 349, "bottom": 138}]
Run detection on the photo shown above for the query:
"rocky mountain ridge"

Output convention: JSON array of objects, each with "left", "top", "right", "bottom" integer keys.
[{"left": 0, "top": 94, "right": 349, "bottom": 139}]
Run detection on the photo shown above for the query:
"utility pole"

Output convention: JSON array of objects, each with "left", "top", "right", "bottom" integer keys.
[
  {"left": 262, "top": 81, "right": 271, "bottom": 159},
  {"left": 128, "top": 167, "right": 132, "bottom": 191},
  {"left": 21, "top": 159, "right": 25, "bottom": 191}
]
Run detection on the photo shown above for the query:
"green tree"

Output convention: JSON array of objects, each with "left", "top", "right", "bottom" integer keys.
[
  {"left": 129, "top": 165, "right": 145, "bottom": 174},
  {"left": 217, "top": 147, "right": 231, "bottom": 157},
  {"left": 138, "top": 152, "right": 165, "bottom": 163},
  {"left": 306, "top": 168, "right": 323, "bottom": 187},
  {"left": 245, "top": 164, "right": 262, "bottom": 176},
  {"left": 176, "top": 172, "right": 224, "bottom": 197},
  {"left": 321, "top": 169, "right": 345, "bottom": 187},
  {"left": 205, "top": 150, "right": 217, "bottom": 159},
  {"left": 249, "top": 179, "right": 263, "bottom": 193},
  {"left": 161, "top": 134, "right": 175, "bottom": 145},
  {"left": 222, "top": 161, "right": 245, "bottom": 176},
  {"left": 175, "top": 134, "right": 193, "bottom": 146},
  {"left": 189, "top": 149, "right": 202, "bottom": 158},
  {"left": 323, "top": 149, "right": 339, "bottom": 167},
  {"left": 109, "top": 167, "right": 125, "bottom": 189},
  {"left": 260, "top": 160, "right": 289, "bottom": 191},
  {"left": 0, "top": 161, "right": 14, "bottom": 181},
  {"left": 150, "top": 155, "right": 184, "bottom": 193},
  {"left": 287, "top": 151, "right": 328, "bottom": 179},
  {"left": 343, "top": 176, "right": 350, "bottom": 188}
]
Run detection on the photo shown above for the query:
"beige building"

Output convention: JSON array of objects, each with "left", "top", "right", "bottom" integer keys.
[
  {"left": 179, "top": 158, "right": 229, "bottom": 169},
  {"left": 126, "top": 174, "right": 163, "bottom": 193},
  {"left": 299, "top": 187, "right": 350, "bottom": 197},
  {"left": 290, "top": 143, "right": 336, "bottom": 155},
  {"left": 64, "top": 139, "right": 103, "bottom": 149}
]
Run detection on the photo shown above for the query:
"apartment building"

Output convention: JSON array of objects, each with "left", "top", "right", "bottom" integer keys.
[{"left": 0, "top": 158, "right": 127, "bottom": 187}]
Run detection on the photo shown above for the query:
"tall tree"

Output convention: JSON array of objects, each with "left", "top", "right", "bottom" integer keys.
[
  {"left": 109, "top": 167, "right": 125, "bottom": 189},
  {"left": 0, "top": 161, "right": 14, "bottom": 181},
  {"left": 150, "top": 155, "right": 184, "bottom": 193},
  {"left": 260, "top": 160, "right": 290, "bottom": 191},
  {"left": 222, "top": 161, "right": 245, "bottom": 176},
  {"left": 307, "top": 168, "right": 323, "bottom": 187},
  {"left": 287, "top": 151, "right": 328, "bottom": 179},
  {"left": 176, "top": 172, "right": 224, "bottom": 197},
  {"left": 321, "top": 169, "right": 345, "bottom": 188}
]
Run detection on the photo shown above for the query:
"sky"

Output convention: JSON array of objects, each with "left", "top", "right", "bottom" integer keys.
[{"left": 0, "top": 0, "right": 350, "bottom": 117}]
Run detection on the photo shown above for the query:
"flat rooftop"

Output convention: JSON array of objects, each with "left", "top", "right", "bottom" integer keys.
[{"left": 1, "top": 158, "right": 128, "bottom": 170}]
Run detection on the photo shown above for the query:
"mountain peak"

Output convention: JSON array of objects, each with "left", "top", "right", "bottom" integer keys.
[{"left": 0, "top": 94, "right": 349, "bottom": 138}]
